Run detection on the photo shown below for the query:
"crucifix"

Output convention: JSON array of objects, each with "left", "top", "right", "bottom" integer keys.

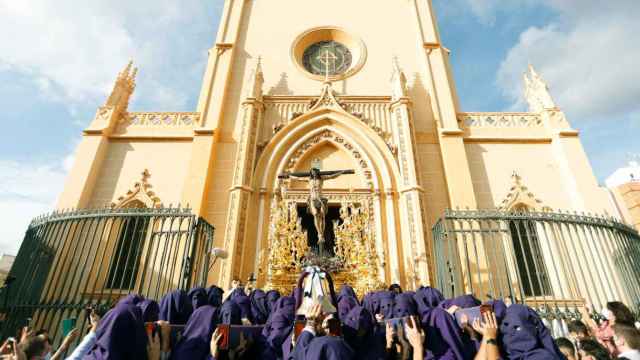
[
  {"left": 318, "top": 47, "right": 338, "bottom": 81},
  {"left": 279, "top": 164, "right": 354, "bottom": 256}
]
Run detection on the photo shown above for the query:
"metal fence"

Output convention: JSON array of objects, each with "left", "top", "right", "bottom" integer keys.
[
  {"left": 432, "top": 209, "right": 640, "bottom": 319},
  {"left": 0, "top": 207, "right": 214, "bottom": 342}
]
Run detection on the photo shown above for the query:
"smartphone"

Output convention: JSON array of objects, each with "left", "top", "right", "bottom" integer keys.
[
  {"left": 217, "top": 324, "right": 230, "bottom": 350},
  {"left": 294, "top": 320, "right": 305, "bottom": 339},
  {"left": 62, "top": 318, "right": 76, "bottom": 337},
  {"left": 455, "top": 306, "right": 482, "bottom": 327},
  {"left": 480, "top": 304, "right": 493, "bottom": 315}
]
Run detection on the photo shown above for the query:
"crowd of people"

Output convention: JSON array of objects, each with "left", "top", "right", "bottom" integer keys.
[{"left": 1, "top": 280, "right": 639, "bottom": 360}]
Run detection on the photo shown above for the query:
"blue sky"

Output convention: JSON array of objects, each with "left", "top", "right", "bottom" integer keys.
[{"left": 0, "top": 0, "right": 638, "bottom": 255}]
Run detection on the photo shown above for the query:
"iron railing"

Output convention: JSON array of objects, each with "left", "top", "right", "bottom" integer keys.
[
  {"left": 0, "top": 207, "right": 214, "bottom": 342},
  {"left": 432, "top": 210, "right": 640, "bottom": 321}
]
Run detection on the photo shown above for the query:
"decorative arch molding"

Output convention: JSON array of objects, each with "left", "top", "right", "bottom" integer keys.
[
  {"left": 111, "top": 169, "right": 163, "bottom": 209},
  {"left": 254, "top": 106, "right": 401, "bottom": 193},
  {"left": 499, "top": 172, "right": 551, "bottom": 212},
  {"left": 283, "top": 129, "right": 374, "bottom": 189}
]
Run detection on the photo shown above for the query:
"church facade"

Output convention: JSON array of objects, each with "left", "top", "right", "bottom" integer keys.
[{"left": 56, "top": 0, "right": 625, "bottom": 296}]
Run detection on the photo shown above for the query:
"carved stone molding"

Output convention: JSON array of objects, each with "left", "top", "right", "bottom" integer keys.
[
  {"left": 499, "top": 172, "right": 551, "bottom": 211},
  {"left": 111, "top": 169, "right": 162, "bottom": 208},
  {"left": 283, "top": 129, "right": 374, "bottom": 188}
]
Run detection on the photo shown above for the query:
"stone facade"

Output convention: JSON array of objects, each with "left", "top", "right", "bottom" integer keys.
[{"left": 57, "top": 0, "right": 618, "bottom": 289}]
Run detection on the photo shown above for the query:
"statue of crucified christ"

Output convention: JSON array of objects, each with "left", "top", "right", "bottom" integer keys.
[{"left": 279, "top": 167, "right": 355, "bottom": 255}]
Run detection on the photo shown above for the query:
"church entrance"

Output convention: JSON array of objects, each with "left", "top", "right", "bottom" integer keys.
[{"left": 297, "top": 203, "right": 343, "bottom": 255}]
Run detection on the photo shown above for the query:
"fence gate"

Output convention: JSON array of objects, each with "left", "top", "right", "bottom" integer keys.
[
  {"left": 432, "top": 209, "right": 640, "bottom": 321},
  {"left": 0, "top": 207, "right": 214, "bottom": 343}
]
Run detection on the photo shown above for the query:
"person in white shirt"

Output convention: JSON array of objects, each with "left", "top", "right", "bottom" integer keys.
[{"left": 613, "top": 324, "right": 640, "bottom": 360}]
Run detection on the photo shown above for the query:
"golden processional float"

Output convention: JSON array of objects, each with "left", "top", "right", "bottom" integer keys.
[{"left": 258, "top": 193, "right": 384, "bottom": 298}]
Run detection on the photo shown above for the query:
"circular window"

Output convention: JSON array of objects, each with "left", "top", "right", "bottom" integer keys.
[
  {"left": 302, "top": 41, "right": 352, "bottom": 77},
  {"left": 292, "top": 27, "right": 366, "bottom": 81}
]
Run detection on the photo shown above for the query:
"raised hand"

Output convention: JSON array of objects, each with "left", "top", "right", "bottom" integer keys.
[
  {"left": 210, "top": 328, "right": 223, "bottom": 358},
  {"left": 147, "top": 332, "right": 161, "bottom": 360},
  {"left": 404, "top": 316, "right": 424, "bottom": 351},
  {"left": 472, "top": 311, "right": 499, "bottom": 340},
  {"left": 60, "top": 328, "right": 80, "bottom": 351},
  {"left": 385, "top": 321, "right": 395, "bottom": 349}
]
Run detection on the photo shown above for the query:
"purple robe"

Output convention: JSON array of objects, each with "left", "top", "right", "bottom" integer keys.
[
  {"left": 159, "top": 289, "right": 193, "bottom": 325},
  {"left": 293, "top": 331, "right": 355, "bottom": 360},
  {"left": 440, "top": 294, "right": 481, "bottom": 310},
  {"left": 118, "top": 294, "right": 144, "bottom": 306},
  {"left": 137, "top": 299, "right": 160, "bottom": 323},
  {"left": 362, "top": 292, "right": 380, "bottom": 321},
  {"left": 262, "top": 296, "right": 295, "bottom": 358},
  {"left": 337, "top": 285, "right": 358, "bottom": 304},
  {"left": 171, "top": 305, "right": 219, "bottom": 360},
  {"left": 219, "top": 300, "right": 242, "bottom": 325},
  {"left": 227, "top": 288, "right": 253, "bottom": 323},
  {"left": 377, "top": 291, "right": 395, "bottom": 319},
  {"left": 342, "top": 306, "right": 386, "bottom": 359},
  {"left": 393, "top": 293, "right": 418, "bottom": 318},
  {"left": 414, "top": 287, "right": 445, "bottom": 319},
  {"left": 499, "top": 304, "right": 564, "bottom": 360},
  {"left": 250, "top": 289, "right": 270, "bottom": 325},
  {"left": 266, "top": 290, "right": 281, "bottom": 313},
  {"left": 487, "top": 299, "right": 507, "bottom": 323},
  {"left": 188, "top": 287, "right": 209, "bottom": 310},
  {"left": 337, "top": 296, "right": 358, "bottom": 321},
  {"left": 83, "top": 303, "right": 147, "bottom": 360},
  {"left": 207, "top": 285, "right": 224, "bottom": 307},
  {"left": 423, "top": 307, "right": 476, "bottom": 360}
]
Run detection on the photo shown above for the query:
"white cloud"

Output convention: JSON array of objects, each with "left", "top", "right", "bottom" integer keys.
[
  {"left": 0, "top": 0, "right": 216, "bottom": 111},
  {"left": 494, "top": 0, "right": 640, "bottom": 120},
  {"left": 0, "top": 137, "right": 81, "bottom": 255},
  {"left": 0, "top": 159, "right": 69, "bottom": 255}
]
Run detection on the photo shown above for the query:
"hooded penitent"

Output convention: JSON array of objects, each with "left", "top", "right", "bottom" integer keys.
[
  {"left": 338, "top": 296, "right": 359, "bottom": 321},
  {"left": 377, "top": 291, "right": 395, "bottom": 320},
  {"left": 423, "top": 307, "right": 476, "bottom": 360},
  {"left": 337, "top": 285, "right": 358, "bottom": 304},
  {"left": 226, "top": 288, "right": 253, "bottom": 323},
  {"left": 393, "top": 293, "right": 419, "bottom": 318},
  {"left": 83, "top": 302, "right": 147, "bottom": 360},
  {"left": 206, "top": 285, "right": 224, "bottom": 307},
  {"left": 499, "top": 304, "right": 564, "bottom": 360},
  {"left": 293, "top": 332, "right": 355, "bottom": 360},
  {"left": 137, "top": 299, "right": 160, "bottom": 323},
  {"left": 188, "top": 287, "right": 209, "bottom": 310},
  {"left": 170, "top": 305, "right": 219, "bottom": 360},
  {"left": 414, "top": 287, "right": 445, "bottom": 319},
  {"left": 342, "top": 306, "right": 386, "bottom": 359},
  {"left": 261, "top": 296, "right": 296, "bottom": 358},
  {"left": 249, "top": 289, "right": 270, "bottom": 325},
  {"left": 159, "top": 289, "right": 193, "bottom": 325},
  {"left": 440, "top": 294, "right": 481, "bottom": 310},
  {"left": 266, "top": 290, "right": 281, "bottom": 313},
  {"left": 219, "top": 300, "right": 242, "bottom": 325}
]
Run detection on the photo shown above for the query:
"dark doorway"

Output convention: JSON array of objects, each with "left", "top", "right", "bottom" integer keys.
[
  {"left": 297, "top": 204, "right": 343, "bottom": 256},
  {"left": 509, "top": 220, "right": 551, "bottom": 297}
]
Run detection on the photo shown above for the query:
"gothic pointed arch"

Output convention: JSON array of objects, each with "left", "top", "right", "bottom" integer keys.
[
  {"left": 111, "top": 169, "right": 163, "bottom": 208},
  {"left": 254, "top": 103, "right": 401, "bottom": 193},
  {"left": 499, "top": 172, "right": 551, "bottom": 212}
]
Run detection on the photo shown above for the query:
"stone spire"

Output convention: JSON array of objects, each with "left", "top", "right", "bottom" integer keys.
[
  {"left": 523, "top": 64, "right": 556, "bottom": 113},
  {"left": 105, "top": 60, "right": 138, "bottom": 115},
  {"left": 245, "top": 56, "right": 264, "bottom": 101},
  {"left": 391, "top": 56, "right": 408, "bottom": 102}
]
